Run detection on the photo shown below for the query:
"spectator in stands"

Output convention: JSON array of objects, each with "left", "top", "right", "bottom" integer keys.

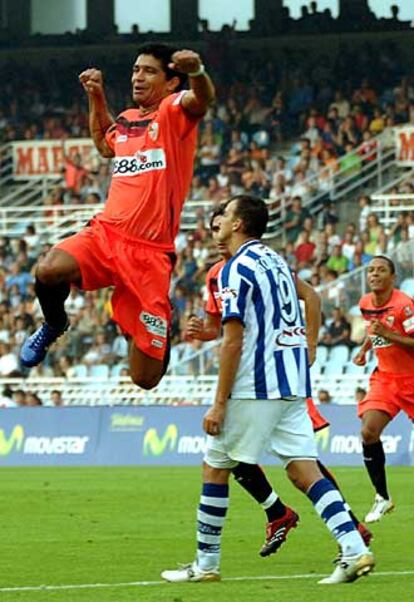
[
  {"left": 295, "top": 230, "right": 316, "bottom": 268},
  {"left": 318, "top": 389, "right": 332, "bottom": 404},
  {"left": 50, "top": 389, "right": 64, "bottom": 406},
  {"left": 0, "top": 385, "right": 15, "bottom": 407},
  {"left": 321, "top": 307, "right": 353, "bottom": 348},
  {"left": 284, "top": 196, "right": 311, "bottom": 244},
  {"left": 13, "top": 389, "right": 26, "bottom": 406},
  {"left": 327, "top": 244, "right": 349, "bottom": 274},
  {"left": 0, "top": 342, "right": 20, "bottom": 376},
  {"left": 25, "top": 391, "right": 43, "bottom": 406}
]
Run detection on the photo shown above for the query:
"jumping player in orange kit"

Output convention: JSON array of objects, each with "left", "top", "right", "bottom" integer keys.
[{"left": 20, "top": 43, "right": 215, "bottom": 389}]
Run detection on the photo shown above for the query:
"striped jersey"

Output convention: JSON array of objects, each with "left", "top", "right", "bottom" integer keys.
[{"left": 218, "top": 240, "right": 311, "bottom": 400}]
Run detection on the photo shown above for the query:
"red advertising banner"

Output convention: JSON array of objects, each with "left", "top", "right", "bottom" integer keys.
[
  {"left": 395, "top": 125, "right": 414, "bottom": 165},
  {"left": 11, "top": 139, "right": 97, "bottom": 179}
]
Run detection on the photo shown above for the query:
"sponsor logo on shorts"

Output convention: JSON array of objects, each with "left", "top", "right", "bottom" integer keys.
[
  {"left": 112, "top": 148, "right": 166, "bottom": 177},
  {"left": 275, "top": 326, "right": 307, "bottom": 349},
  {"left": 151, "top": 339, "right": 164, "bottom": 348},
  {"left": 140, "top": 312, "right": 167, "bottom": 338}
]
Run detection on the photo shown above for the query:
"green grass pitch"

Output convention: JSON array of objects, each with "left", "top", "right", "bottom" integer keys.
[{"left": 0, "top": 466, "right": 413, "bottom": 601}]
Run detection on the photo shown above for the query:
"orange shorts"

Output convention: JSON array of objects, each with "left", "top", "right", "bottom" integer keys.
[
  {"left": 56, "top": 219, "right": 173, "bottom": 361},
  {"left": 358, "top": 369, "right": 414, "bottom": 420},
  {"left": 306, "top": 397, "right": 330, "bottom": 432}
]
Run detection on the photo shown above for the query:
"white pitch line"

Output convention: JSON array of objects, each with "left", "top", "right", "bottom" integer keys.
[{"left": 1, "top": 570, "right": 414, "bottom": 593}]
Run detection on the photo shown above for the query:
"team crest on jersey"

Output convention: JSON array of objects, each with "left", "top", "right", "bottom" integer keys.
[
  {"left": 385, "top": 316, "right": 395, "bottom": 326},
  {"left": 404, "top": 305, "right": 413, "bottom": 317},
  {"left": 116, "top": 134, "right": 128, "bottom": 143},
  {"left": 148, "top": 121, "right": 159, "bottom": 141}
]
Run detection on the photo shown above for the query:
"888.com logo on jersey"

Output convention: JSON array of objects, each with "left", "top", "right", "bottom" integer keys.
[{"left": 112, "top": 148, "right": 166, "bottom": 177}]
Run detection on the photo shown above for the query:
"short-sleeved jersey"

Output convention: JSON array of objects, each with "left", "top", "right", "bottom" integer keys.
[
  {"left": 100, "top": 91, "right": 200, "bottom": 249},
  {"left": 205, "top": 259, "right": 225, "bottom": 316},
  {"left": 218, "top": 240, "right": 311, "bottom": 400},
  {"left": 359, "top": 288, "right": 414, "bottom": 374}
]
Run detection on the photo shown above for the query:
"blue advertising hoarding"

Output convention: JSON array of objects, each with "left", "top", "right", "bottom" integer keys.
[{"left": 0, "top": 405, "right": 412, "bottom": 467}]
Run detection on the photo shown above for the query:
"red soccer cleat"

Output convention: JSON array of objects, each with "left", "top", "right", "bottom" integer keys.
[
  {"left": 357, "top": 522, "right": 374, "bottom": 547},
  {"left": 260, "top": 507, "right": 299, "bottom": 557}
]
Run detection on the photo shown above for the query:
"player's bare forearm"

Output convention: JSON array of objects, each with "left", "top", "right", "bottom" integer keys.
[
  {"left": 214, "top": 320, "right": 243, "bottom": 407},
  {"left": 372, "top": 325, "right": 414, "bottom": 348},
  {"left": 79, "top": 68, "right": 115, "bottom": 158},
  {"left": 182, "top": 72, "right": 216, "bottom": 116},
  {"left": 297, "top": 278, "right": 321, "bottom": 350},
  {"left": 89, "top": 97, "right": 115, "bottom": 158}
]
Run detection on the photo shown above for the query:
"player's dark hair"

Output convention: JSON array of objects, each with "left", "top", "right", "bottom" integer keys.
[
  {"left": 372, "top": 255, "right": 395, "bottom": 274},
  {"left": 136, "top": 42, "right": 187, "bottom": 90},
  {"left": 209, "top": 202, "right": 228, "bottom": 230},
  {"left": 230, "top": 195, "right": 268, "bottom": 238}
]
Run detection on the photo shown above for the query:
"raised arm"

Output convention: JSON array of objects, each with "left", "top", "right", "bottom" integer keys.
[
  {"left": 169, "top": 50, "right": 216, "bottom": 117},
  {"left": 79, "top": 68, "right": 115, "bottom": 158}
]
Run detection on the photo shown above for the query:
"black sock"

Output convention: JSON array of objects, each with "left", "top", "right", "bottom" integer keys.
[
  {"left": 35, "top": 277, "right": 69, "bottom": 332},
  {"left": 232, "top": 463, "right": 286, "bottom": 521},
  {"left": 317, "top": 460, "right": 360, "bottom": 527},
  {"left": 363, "top": 441, "right": 389, "bottom": 499}
]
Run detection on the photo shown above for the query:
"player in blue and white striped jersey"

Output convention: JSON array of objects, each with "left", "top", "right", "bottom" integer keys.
[
  {"left": 218, "top": 235, "right": 311, "bottom": 401},
  {"left": 162, "top": 195, "right": 375, "bottom": 586}
]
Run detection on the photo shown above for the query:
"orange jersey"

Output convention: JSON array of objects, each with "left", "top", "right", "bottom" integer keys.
[
  {"left": 100, "top": 92, "right": 200, "bottom": 250},
  {"left": 359, "top": 288, "right": 414, "bottom": 374},
  {"left": 205, "top": 259, "right": 225, "bottom": 316}
]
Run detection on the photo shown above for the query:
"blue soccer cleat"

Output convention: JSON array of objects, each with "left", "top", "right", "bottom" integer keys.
[{"left": 20, "top": 322, "right": 68, "bottom": 367}]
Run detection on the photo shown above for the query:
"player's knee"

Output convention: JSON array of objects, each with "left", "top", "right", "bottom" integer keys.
[
  {"left": 36, "top": 255, "right": 67, "bottom": 286},
  {"left": 130, "top": 370, "right": 161, "bottom": 390},
  {"left": 361, "top": 423, "right": 380, "bottom": 445}
]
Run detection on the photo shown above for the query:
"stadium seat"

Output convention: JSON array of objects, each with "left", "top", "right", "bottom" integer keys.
[
  {"left": 400, "top": 278, "right": 414, "bottom": 296},
  {"left": 323, "top": 359, "right": 344, "bottom": 376},
  {"left": 110, "top": 363, "right": 128, "bottom": 378},
  {"left": 310, "top": 360, "right": 322, "bottom": 376},
  {"left": 89, "top": 364, "right": 109, "bottom": 379},
  {"left": 344, "top": 361, "right": 366, "bottom": 375},
  {"left": 328, "top": 345, "right": 350, "bottom": 365},
  {"left": 73, "top": 364, "right": 88, "bottom": 378},
  {"left": 316, "top": 346, "right": 328, "bottom": 364}
]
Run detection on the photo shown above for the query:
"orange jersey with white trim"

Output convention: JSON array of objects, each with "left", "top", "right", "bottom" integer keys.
[
  {"left": 205, "top": 259, "right": 226, "bottom": 316},
  {"left": 359, "top": 288, "right": 414, "bottom": 374},
  {"left": 99, "top": 92, "right": 200, "bottom": 249}
]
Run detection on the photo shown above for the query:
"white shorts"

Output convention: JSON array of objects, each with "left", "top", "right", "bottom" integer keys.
[{"left": 204, "top": 397, "right": 318, "bottom": 469}]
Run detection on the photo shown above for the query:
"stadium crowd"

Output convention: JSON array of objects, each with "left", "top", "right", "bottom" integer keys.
[{"left": 0, "top": 38, "right": 414, "bottom": 403}]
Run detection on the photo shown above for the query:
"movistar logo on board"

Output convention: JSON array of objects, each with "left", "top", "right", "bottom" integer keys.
[
  {"left": 143, "top": 425, "right": 178, "bottom": 456},
  {"left": 0, "top": 425, "right": 89, "bottom": 457},
  {"left": 0, "top": 425, "right": 24, "bottom": 456},
  {"left": 143, "top": 425, "right": 207, "bottom": 457}
]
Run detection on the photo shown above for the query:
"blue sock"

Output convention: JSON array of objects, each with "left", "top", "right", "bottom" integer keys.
[
  {"left": 196, "top": 483, "right": 229, "bottom": 572},
  {"left": 307, "top": 478, "right": 366, "bottom": 556}
]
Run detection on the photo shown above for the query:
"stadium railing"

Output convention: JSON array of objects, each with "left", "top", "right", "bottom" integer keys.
[
  {"left": 0, "top": 128, "right": 397, "bottom": 242},
  {"left": 0, "top": 372, "right": 367, "bottom": 407}
]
